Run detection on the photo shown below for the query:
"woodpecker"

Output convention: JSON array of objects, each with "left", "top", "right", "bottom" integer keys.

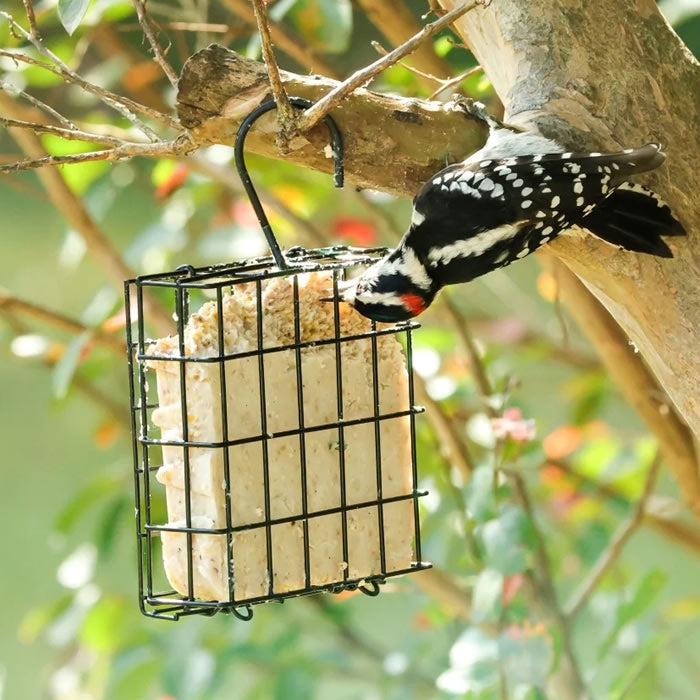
[{"left": 336, "top": 101, "right": 685, "bottom": 322}]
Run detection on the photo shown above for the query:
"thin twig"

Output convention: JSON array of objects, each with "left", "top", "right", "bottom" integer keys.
[
  {"left": 0, "top": 80, "right": 77, "bottom": 129},
  {"left": 415, "top": 373, "right": 474, "bottom": 481},
  {"left": 543, "top": 457, "right": 700, "bottom": 555},
  {"left": 0, "top": 20, "right": 177, "bottom": 134},
  {"left": 220, "top": 0, "right": 339, "bottom": 78},
  {"left": 442, "top": 294, "right": 495, "bottom": 413},
  {"left": 565, "top": 452, "right": 662, "bottom": 619},
  {"left": 428, "top": 64, "right": 483, "bottom": 99},
  {"left": 1, "top": 308, "right": 130, "bottom": 427},
  {"left": 0, "top": 136, "right": 188, "bottom": 173},
  {"left": 511, "top": 472, "right": 590, "bottom": 698},
  {"left": 357, "top": 0, "right": 453, "bottom": 86},
  {"left": 0, "top": 94, "right": 172, "bottom": 335},
  {"left": 297, "top": 1, "right": 485, "bottom": 133},
  {"left": 21, "top": 0, "right": 40, "bottom": 39},
  {"left": 250, "top": 0, "right": 295, "bottom": 150},
  {"left": 132, "top": 0, "right": 179, "bottom": 88},
  {"left": 0, "top": 116, "right": 126, "bottom": 147},
  {"left": 371, "top": 40, "right": 444, "bottom": 84},
  {"left": 0, "top": 291, "right": 124, "bottom": 355},
  {"left": 118, "top": 21, "right": 231, "bottom": 32},
  {"left": 371, "top": 39, "right": 483, "bottom": 99}
]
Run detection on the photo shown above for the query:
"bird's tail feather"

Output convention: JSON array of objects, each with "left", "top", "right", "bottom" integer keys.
[{"left": 579, "top": 182, "right": 685, "bottom": 258}]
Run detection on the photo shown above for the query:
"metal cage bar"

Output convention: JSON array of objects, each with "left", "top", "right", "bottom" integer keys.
[{"left": 125, "top": 247, "right": 431, "bottom": 621}]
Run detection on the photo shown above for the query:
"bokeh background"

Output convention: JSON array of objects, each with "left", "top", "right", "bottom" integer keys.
[{"left": 2, "top": 1, "right": 700, "bottom": 698}]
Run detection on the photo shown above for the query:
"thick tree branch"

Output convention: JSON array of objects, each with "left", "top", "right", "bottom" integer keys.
[
  {"left": 443, "top": 0, "right": 700, "bottom": 444},
  {"left": 176, "top": 46, "right": 488, "bottom": 196},
  {"left": 543, "top": 257, "right": 700, "bottom": 525}
]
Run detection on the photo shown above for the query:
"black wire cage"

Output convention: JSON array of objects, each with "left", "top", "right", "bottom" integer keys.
[{"left": 124, "top": 100, "right": 431, "bottom": 621}]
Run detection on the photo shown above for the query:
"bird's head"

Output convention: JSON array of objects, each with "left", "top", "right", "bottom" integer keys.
[{"left": 329, "top": 247, "right": 437, "bottom": 322}]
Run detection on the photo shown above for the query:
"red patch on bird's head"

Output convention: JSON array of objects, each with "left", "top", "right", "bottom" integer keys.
[{"left": 400, "top": 293, "right": 426, "bottom": 317}]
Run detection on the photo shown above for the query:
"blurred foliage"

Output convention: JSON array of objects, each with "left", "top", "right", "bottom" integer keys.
[{"left": 2, "top": 1, "right": 700, "bottom": 700}]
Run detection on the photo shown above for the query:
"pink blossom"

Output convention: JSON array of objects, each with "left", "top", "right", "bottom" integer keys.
[{"left": 491, "top": 407, "right": 536, "bottom": 442}]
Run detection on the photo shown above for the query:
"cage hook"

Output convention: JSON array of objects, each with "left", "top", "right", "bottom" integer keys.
[
  {"left": 234, "top": 98, "right": 345, "bottom": 271},
  {"left": 231, "top": 604, "right": 254, "bottom": 621},
  {"left": 358, "top": 580, "right": 382, "bottom": 597}
]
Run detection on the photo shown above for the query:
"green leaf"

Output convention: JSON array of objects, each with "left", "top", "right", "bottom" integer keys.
[
  {"left": 609, "top": 631, "right": 670, "bottom": 700},
  {"left": 53, "top": 473, "right": 123, "bottom": 534},
  {"left": 288, "top": 0, "right": 353, "bottom": 54},
  {"left": 499, "top": 631, "right": 553, "bottom": 688},
  {"left": 81, "top": 285, "right": 120, "bottom": 326},
  {"left": 52, "top": 330, "right": 92, "bottom": 399},
  {"left": 58, "top": 0, "right": 92, "bottom": 35},
  {"left": 433, "top": 36, "right": 453, "bottom": 57},
  {"left": 80, "top": 596, "right": 129, "bottom": 652},
  {"left": 465, "top": 465, "right": 496, "bottom": 522},
  {"left": 274, "top": 666, "right": 317, "bottom": 700},
  {"left": 599, "top": 569, "right": 667, "bottom": 658},
  {"left": 106, "top": 648, "right": 160, "bottom": 700},
  {"left": 96, "top": 495, "right": 129, "bottom": 560},
  {"left": 18, "top": 593, "right": 74, "bottom": 643},
  {"left": 478, "top": 506, "right": 529, "bottom": 575},
  {"left": 472, "top": 568, "right": 503, "bottom": 623}
]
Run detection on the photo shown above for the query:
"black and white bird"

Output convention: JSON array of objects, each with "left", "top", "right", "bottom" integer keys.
[{"left": 337, "top": 102, "right": 685, "bottom": 322}]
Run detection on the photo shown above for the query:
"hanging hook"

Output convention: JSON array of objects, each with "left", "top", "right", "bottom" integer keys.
[{"left": 234, "top": 97, "right": 345, "bottom": 270}]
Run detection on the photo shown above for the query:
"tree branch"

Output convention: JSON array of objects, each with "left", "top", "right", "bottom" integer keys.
[
  {"left": 0, "top": 80, "right": 77, "bottom": 129},
  {"left": 543, "top": 256, "right": 700, "bottom": 526},
  {"left": 0, "top": 94, "right": 172, "bottom": 336},
  {"left": 132, "top": 0, "right": 179, "bottom": 88},
  {"left": 0, "top": 136, "right": 189, "bottom": 173},
  {"left": 219, "top": 0, "right": 340, "bottom": 78},
  {"left": 544, "top": 458, "right": 700, "bottom": 556},
  {"left": 443, "top": 0, "right": 700, "bottom": 444},
  {"left": 0, "top": 45, "right": 176, "bottom": 134},
  {"left": 0, "top": 291, "right": 124, "bottom": 355},
  {"left": 297, "top": 1, "right": 485, "bottom": 133},
  {"left": 176, "top": 46, "right": 488, "bottom": 196},
  {"left": 510, "top": 472, "right": 590, "bottom": 700},
  {"left": 0, "top": 116, "right": 127, "bottom": 148},
  {"left": 414, "top": 373, "right": 474, "bottom": 481},
  {"left": 250, "top": 0, "right": 296, "bottom": 149},
  {"left": 565, "top": 452, "right": 662, "bottom": 619},
  {"left": 413, "top": 567, "right": 472, "bottom": 620},
  {"left": 357, "top": 0, "right": 455, "bottom": 86}
]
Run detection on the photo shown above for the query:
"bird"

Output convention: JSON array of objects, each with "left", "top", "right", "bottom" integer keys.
[{"left": 332, "top": 100, "right": 686, "bottom": 323}]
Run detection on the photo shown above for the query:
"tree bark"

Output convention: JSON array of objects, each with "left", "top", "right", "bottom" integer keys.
[
  {"left": 176, "top": 44, "right": 488, "bottom": 197},
  {"left": 177, "top": 27, "right": 700, "bottom": 448},
  {"left": 445, "top": 0, "right": 700, "bottom": 444}
]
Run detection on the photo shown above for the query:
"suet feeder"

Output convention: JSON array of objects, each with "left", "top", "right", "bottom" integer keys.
[{"left": 125, "top": 99, "right": 430, "bottom": 621}]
